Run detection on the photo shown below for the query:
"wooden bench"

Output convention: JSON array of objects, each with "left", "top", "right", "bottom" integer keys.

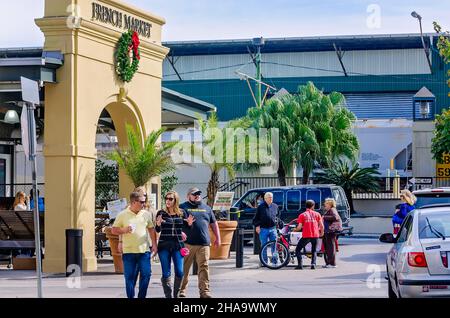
[{"left": 0, "top": 210, "right": 44, "bottom": 268}]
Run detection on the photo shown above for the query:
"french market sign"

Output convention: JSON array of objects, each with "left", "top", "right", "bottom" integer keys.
[{"left": 91, "top": 2, "right": 152, "bottom": 38}]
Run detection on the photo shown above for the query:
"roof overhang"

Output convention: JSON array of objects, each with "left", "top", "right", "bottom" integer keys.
[
  {"left": 162, "top": 87, "right": 216, "bottom": 126},
  {"left": 0, "top": 48, "right": 63, "bottom": 84}
]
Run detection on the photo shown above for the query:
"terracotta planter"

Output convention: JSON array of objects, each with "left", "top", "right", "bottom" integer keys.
[
  {"left": 105, "top": 227, "right": 123, "bottom": 274},
  {"left": 209, "top": 220, "right": 238, "bottom": 260}
]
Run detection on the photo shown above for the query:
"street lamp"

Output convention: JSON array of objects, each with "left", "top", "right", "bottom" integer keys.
[
  {"left": 410, "top": 11, "right": 421, "bottom": 20},
  {"left": 4, "top": 110, "right": 20, "bottom": 124},
  {"left": 411, "top": 11, "right": 432, "bottom": 72}
]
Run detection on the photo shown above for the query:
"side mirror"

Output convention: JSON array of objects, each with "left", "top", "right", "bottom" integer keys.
[{"left": 379, "top": 233, "right": 396, "bottom": 244}]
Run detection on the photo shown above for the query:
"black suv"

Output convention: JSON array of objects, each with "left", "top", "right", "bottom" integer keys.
[{"left": 233, "top": 184, "right": 353, "bottom": 240}]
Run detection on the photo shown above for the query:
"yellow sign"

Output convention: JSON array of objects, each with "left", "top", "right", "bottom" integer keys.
[{"left": 437, "top": 153, "right": 450, "bottom": 178}]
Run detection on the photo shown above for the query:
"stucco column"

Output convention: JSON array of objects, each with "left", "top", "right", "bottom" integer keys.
[{"left": 36, "top": 0, "right": 168, "bottom": 273}]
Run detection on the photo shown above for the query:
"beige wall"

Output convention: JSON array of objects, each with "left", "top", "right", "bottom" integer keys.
[{"left": 35, "top": 0, "right": 169, "bottom": 273}]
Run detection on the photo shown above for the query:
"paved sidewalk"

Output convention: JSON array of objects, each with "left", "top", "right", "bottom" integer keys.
[{"left": 0, "top": 238, "right": 390, "bottom": 298}]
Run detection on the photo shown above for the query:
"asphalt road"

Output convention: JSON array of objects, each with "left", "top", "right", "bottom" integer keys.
[{"left": 0, "top": 238, "right": 391, "bottom": 298}]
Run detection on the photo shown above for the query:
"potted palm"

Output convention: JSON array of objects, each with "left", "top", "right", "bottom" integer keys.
[
  {"left": 194, "top": 113, "right": 238, "bottom": 259},
  {"left": 105, "top": 124, "right": 178, "bottom": 273}
]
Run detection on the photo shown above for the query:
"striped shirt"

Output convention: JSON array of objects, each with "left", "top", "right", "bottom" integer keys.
[{"left": 155, "top": 210, "right": 189, "bottom": 251}]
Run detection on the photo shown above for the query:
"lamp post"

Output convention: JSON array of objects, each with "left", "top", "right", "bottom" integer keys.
[
  {"left": 413, "top": 86, "right": 435, "bottom": 121},
  {"left": 411, "top": 11, "right": 433, "bottom": 72},
  {"left": 252, "top": 37, "right": 265, "bottom": 107}
]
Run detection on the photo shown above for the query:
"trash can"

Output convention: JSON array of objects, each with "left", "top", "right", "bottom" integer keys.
[{"left": 66, "top": 229, "right": 83, "bottom": 277}]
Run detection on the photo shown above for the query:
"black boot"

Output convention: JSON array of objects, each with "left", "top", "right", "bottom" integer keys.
[
  {"left": 173, "top": 276, "right": 182, "bottom": 298},
  {"left": 295, "top": 256, "right": 303, "bottom": 270},
  {"left": 161, "top": 277, "right": 172, "bottom": 298}
]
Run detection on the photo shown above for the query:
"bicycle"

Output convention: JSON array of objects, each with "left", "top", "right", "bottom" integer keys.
[{"left": 259, "top": 218, "right": 324, "bottom": 269}]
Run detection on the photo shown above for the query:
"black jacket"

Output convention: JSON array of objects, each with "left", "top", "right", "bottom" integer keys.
[{"left": 252, "top": 202, "right": 279, "bottom": 228}]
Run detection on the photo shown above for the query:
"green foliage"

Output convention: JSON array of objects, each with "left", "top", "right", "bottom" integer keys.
[
  {"left": 161, "top": 174, "right": 179, "bottom": 201},
  {"left": 245, "top": 82, "right": 359, "bottom": 184},
  {"left": 115, "top": 30, "right": 140, "bottom": 82},
  {"left": 95, "top": 160, "right": 118, "bottom": 182},
  {"left": 315, "top": 158, "right": 381, "bottom": 214},
  {"left": 194, "top": 112, "right": 237, "bottom": 206},
  {"left": 432, "top": 108, "right": 450, "bottom": 163},
  {"left": 431, "top": 22, "right": 450, "bottom": 161},
  {"left": 95, "top": 160, "right": 119, "bottom": 207},
  {"left": 107, "top": 125, "right": 178, "bottom": 187}
]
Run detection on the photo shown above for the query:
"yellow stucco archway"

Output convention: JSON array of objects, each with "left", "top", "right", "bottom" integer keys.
[{"left": 35, "top": 0, "right": 169, "bottom": 273}]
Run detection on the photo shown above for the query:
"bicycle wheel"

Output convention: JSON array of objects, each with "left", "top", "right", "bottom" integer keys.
[{"left": 259, "top": 240, "right": 290, "bottom": 269}]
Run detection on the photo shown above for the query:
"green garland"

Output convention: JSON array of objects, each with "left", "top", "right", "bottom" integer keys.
[{"left": 115, "top": 30, "right": 140, "bottom": 83}]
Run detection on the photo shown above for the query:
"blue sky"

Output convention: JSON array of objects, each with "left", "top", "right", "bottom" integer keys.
[{"left": 0, "top": 0, "right": 448, "bottom": 47}]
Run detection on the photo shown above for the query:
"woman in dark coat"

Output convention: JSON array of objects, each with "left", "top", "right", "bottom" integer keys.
[{"left": 322, "top": 198, "right": 342, "bottom": 268}]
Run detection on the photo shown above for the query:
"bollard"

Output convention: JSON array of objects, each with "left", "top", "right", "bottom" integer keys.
[
  {"left": 230, "top": 208, "right": 239, "bottom": 253},
  {"left": 192, "top": 259, "right": 198, "bottom": 275},
  {"left": 236, "top": 228, "right": 244, "bottom": 268},
  {"left": 253, "top": 227, "right": 261, "bottom": 255},
  {"left": 66, "top": 229, "right": 83, "bottom": 277}
]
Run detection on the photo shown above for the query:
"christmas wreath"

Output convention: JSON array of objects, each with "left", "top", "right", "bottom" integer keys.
[{"left": 115, "top": 30, "right": 141, "bottom": 83}]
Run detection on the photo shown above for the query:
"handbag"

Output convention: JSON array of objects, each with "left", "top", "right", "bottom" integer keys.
[{"left": 180, "top": 247, "right": 190, "bottom": 257}]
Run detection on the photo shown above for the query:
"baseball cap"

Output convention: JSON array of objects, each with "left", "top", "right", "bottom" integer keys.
[{"left": 187, "top": 187, "right": 202, "bottom": 196}]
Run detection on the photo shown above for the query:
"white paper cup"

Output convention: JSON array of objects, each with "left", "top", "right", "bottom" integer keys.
[{"left": 130, "top": 224, "right": 137, "bottom": 233}]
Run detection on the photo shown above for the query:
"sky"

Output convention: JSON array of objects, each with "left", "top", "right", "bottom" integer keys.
[{"left": 0, "top": 0, "right": 449, "bottom": 48}]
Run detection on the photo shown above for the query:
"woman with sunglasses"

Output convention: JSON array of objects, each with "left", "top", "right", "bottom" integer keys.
[{"left": 155, "top": 191, "right": 195, "bottom": 298}]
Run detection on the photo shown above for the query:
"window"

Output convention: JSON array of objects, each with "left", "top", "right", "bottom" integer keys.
[
  {"left": 239, "top": 191, "right": 262, "bottom": 210},
  {"left": 332, "top": 189, "right": 346, "bottom": 210},
  {"left": 418, "top": 211, "right": 450, "bottom": 239},
  {"left": 287, "top": 191, "right": 301, "bottom": 211},
  {"left": 397, "top": 215, "right": 413, "bottom": 243},
  {"left": 273, "top": 191, "right": 284, "bottom": 211},
  {"left": 306, "top": 190, "right": 321, "bottom": 209}
]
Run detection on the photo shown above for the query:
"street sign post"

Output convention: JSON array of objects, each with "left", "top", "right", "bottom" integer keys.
[{"left": 20, "top": 76, "right": 43, "bottom": 299}]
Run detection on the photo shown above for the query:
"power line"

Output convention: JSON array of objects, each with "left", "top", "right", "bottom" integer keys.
[{"left": 164, "top": 62, "right": 253, "bottom": 78}]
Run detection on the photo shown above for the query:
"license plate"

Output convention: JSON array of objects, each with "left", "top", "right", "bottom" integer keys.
[{"left": 423, "top": 285, "right": 449, "bottom": 292}]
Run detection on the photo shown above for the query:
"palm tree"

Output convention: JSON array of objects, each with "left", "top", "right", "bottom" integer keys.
[
  {"left": 244, "top": 82, "right": 359, "bottom": 185},
  {"left": 107, "top": 124, "right": 178, "bottom": 188},
  {"left": 195, "top": 112, "right": 236, "bottom": 207},
  {"left": 315, "top": 158, "right": 381, "bottom": 214}
]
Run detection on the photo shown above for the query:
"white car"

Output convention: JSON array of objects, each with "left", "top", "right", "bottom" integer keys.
[
  {"left": 414, "top": 187, "right": 450, "bottom": 208},
  {"left": 380, "top": 204, "right": 450, "bottom": 298}
]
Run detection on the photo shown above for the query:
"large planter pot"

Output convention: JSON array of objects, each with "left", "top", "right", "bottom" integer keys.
[
  {"left": 105, "top": 227, "right": 123, "bottom": 274},
  {"left": 209, "top": 220, "right": 238, "bottom": 260}
]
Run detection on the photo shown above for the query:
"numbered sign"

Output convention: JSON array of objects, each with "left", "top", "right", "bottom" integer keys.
[{"left": 437, "top": 153, "right": 450, "bottom": 179}]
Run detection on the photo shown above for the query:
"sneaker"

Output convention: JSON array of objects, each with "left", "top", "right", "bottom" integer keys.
[
  {"left": 329, "top": 265, "right": 337, "bottom": 268},
  {"left": 322, "top": 265, "right": 330, "bottom": 268},
  {"left": 294, "top": 265, "right": 303, "bottom": 270},
  {"left": 200, "top": 293, "right": 212, "bottom": 298},
  {"left": 178, "top": 292, "right": 186, "bottom": 298},
  {"left": 311, "top": 264, "right": 316, "bottom": 270}
]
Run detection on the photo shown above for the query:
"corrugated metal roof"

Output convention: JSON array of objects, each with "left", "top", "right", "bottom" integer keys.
[{"left": 165, "top": 33, "right": 436, "bottom": 56}]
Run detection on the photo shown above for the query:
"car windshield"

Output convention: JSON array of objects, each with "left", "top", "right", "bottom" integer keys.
[
  {"left": 415, "top": 193, "right": 450, "bottom": 208},
  {"left": 418, "top": 211, "right": 450, "bottom": 239}
]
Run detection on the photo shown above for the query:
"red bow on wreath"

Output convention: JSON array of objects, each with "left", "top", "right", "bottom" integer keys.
[{"left": 129, "top": 31, "right": 141, "bottom": 60}]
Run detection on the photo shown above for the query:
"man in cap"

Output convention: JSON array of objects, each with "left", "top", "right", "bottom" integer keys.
[{"left": 178, "top": 187, "right": 221, "bottom": 298}]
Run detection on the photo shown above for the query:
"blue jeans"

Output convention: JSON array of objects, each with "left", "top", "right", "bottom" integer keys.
[
  {"left": 122, "top": 252, "right": 151, "bottom": 299},
  {"left": 259, "top": 227, "right": 278, "bottom": 264},
  {"left": 158, "top": 248, "right": 184, "bottom": 279}
]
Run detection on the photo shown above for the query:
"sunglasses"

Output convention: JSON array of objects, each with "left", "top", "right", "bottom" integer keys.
[
  {"left": 138, "top": 200, "right": 146, "bottom": 204},
  {"left": 165, "top": 197, "right": 175, "bottom": 201}
]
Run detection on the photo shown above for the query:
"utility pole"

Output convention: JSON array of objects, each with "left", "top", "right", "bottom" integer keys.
[{"left": 252, "top": 37, "right": 265, "bottom": 107}]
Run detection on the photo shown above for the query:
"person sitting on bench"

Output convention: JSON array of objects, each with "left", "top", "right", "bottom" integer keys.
[{"left": 13, "top": 192, "right": 30, "bottom": 211}]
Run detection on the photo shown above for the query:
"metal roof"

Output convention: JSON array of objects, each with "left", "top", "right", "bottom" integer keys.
[{"left": 164, "top": 33, "right": 437, "bottom": 56}]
